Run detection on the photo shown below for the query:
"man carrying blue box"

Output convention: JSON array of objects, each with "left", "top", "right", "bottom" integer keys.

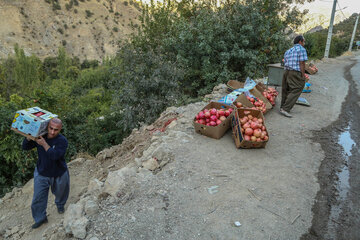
[{"left": 22, "top": 118, "right": 70, "bottom": 229}]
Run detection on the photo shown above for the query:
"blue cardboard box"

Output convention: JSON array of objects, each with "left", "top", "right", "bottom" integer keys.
[{"left": 11, "top": 107, "right": 58, "bottom": 139}]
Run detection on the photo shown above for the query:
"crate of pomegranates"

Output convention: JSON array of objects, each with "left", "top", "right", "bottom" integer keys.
[
  {"left": 255, "top": 83, "right": 279, "bottom": 106},
  {"left": 193, "top": 102, "right": 234, "bottom": 139},
  {"left": 231, "top": 108, "right": 269, "bottom": 148}
]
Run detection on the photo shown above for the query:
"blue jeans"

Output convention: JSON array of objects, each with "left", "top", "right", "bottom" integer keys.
[{"left": 31, "top": 168, "right": 70, "bottom": 223}]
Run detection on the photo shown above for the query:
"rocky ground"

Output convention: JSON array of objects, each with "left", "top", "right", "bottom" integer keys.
[{"left": 0, "top": 52, "right": 359, "bottom": 240}]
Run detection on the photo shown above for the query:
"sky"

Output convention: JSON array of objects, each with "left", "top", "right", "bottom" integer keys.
[{"left": 300, "top": 0, "right": 360, "bottom": 17}]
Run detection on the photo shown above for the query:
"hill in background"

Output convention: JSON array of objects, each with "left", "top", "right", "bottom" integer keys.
[{"left": 0, "top": 0, "right": 141, "bottom": 61}]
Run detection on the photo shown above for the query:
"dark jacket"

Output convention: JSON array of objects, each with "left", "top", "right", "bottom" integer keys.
[{"left": 22, "top": 134, "right": 68, "bottom": 177}]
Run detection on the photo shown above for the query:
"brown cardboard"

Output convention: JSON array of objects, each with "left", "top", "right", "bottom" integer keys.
[
  {"left": 11, "top": 127, "right": 38, "bottom": 141},
  {"left": 226, "top": 80, "right": 244, "bottom": 93},
  {"left": 255, "top": 82, "right": 268, "bottom": 93},
  {"left": 249, "top": 87, "right": 273, "bottom": 111},
  {"left": 232, "top": 93, "right": 254, "bottom": 109},
  {"left": 226, "top": 80, "right": 272, "bottom": 111},
  {"left": 231, "top": 108, "right": 269, "bottom": 148},
  {"left": 193, "top": 102, "right": 234, "bottom": 139},
  {"left": 305, "top": 63, "right": 317, "bottom": 75}
]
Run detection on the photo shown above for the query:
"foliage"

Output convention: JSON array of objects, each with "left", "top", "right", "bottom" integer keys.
[
  {"left": 131, "top": 0, "right": 309, "bottom": 96},
  {"left": 0, "top": 95, "right": 36, "bottom": 196},
  {"left": 0, "top": 48, "right": 120, "bottom": 197},
  {"left": 110, "top": 46, "right": 183, "bottom": 131},
  {"left": 0, "top": 0, "right": 313, "bottom": 197}
]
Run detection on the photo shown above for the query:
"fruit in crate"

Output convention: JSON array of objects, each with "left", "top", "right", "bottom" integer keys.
[
  {"left": 194, "top": 107, "right": 233, "bottom": 126},
  {"left": 261, "top": 87, "right": 278, "bottom": 106},
  {"left": 239, "top": 113, "right": 268, "bottom": 142}
]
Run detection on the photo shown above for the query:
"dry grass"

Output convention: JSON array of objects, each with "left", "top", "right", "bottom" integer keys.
[{"left": 0, "top": 0, "right": 141, "bottom": 61}]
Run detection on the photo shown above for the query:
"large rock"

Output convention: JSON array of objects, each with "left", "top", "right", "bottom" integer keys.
[
  {"left": 103, "top": 167, "right": 137, "bottom": 197},
  {"left": 87, "top": 178, "right": 104, "bottom": 194},
  {"left": 63, "top": 202, "right": 85, "bottom": 234},
  {"left": 84, "top": 198, "right": 99, "bottom": 216},
  {"left": 71, "top": 217, "right": 89, "bottom": 239},
  {"left": 142, "top": 158, "right": 159, "bottom": 171}
]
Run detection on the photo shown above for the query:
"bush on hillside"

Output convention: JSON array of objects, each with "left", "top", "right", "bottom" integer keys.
[
  {"left": 110, "top": 46, "right": 183, "bottom": 131},
  {"left": 131, "top": 0, "right": 305, "bottom": 96}
]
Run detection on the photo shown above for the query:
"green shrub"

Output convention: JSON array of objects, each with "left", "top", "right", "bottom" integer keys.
[
  {"left": 85, "top": 10, "right": 94, "bottom": 18},
  {"left": 0, "top": 95, "right": 36, "bottom": 197},
  {"left": 110, "top": 46, "right": 183, "bottom": 131},
  {"left": 131, "top": 0, "right": 296, "bottom": 96}
]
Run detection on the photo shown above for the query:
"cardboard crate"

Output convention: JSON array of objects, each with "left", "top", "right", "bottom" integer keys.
[
  {"left": 226, "top": 80, "right": 244, "bottom": 93},
  {"left": 226, "top": 80, "right": 272, "bottom": 111},
  {"left": 232, "top": 93, "right": 254, "bottom": 109},
  {"left": 255, "top": 82, "right": 278, "bottom": 106},
  {"left": 11, "top": 106, "right": 58, "bottom": 140},
  {"left": 255, "top": 82, "right": 267, "bottom": 93},
  {"left": 193, "top": 102, "right": 234, "bottom": 139},
  {"left": 305, "top": 63, "right": 317, "bottom": 75},
  {"left": 249, "top": 87, "right": 273, "bottom": 111},
  {"left": 231, "top": 108, "right": 268, "bottom": 148}
]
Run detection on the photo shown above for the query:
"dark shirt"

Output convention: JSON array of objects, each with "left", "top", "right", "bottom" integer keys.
[{"left": 22, "top": 134, "right": 68, "bottom": 177}]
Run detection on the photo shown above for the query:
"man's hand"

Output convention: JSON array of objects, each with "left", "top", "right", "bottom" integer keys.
[
  {"left": 300, "top": 61, "right": 306, "bottom": 79},
  {"left": 35, "top": 136, "right": 50, "bottom": 151}
]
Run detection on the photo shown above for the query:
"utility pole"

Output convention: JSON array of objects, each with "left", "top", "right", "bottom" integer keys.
[
  {"left": 324, "top": 0, "right": 337, "bottom": 58},
  {"left": 348, "top": 14, "right": 359, "bottom": 52}
]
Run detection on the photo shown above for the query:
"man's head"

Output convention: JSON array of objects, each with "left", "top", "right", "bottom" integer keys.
[
  {"left": 294, "top": 35, "right": 305, "bottom": 46},
  {"left": 47, "top": 118, "right": 62, "bottom": 139}
]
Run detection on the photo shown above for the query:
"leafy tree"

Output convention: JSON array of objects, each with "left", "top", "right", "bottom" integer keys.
[
  {"left": 13, "top": 45, "right": 43, "bottom": 97},
  {"left": 0, "top": 95, "right": 36, "bottom": 197},
  {"left": 0, "top": 58, "right": 17, "bottom": 100},
  {"left": 110, "top": 47, "right": 183, "bottom": 131},
  {"left": 131, "top": 0, "right": 311, "bottom": 96},
  {"left": 57, "top": 47, "right": 72, "bottom": 79}
]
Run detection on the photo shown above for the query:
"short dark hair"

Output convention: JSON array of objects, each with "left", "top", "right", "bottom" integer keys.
[{"left": 294, "top": 35, "right": 304, "bottom": 44}]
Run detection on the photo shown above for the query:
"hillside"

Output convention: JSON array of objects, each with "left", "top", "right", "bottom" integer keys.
[
  {"left": 1, "top": 53, "right": 359, "bottom": 239},
  {"left": 0, "top": 0, "right": 141, "bottom": 61},
  {"left": 316, "top": 13, "right": 360, "bottom": 38}
]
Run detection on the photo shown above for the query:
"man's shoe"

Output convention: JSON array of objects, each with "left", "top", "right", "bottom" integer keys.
[
  {"left": 57, "top": 208, "right": 64, "bottom": 214},
  {"left": 279, "top": 108, "right": 292, "bottom": 118},
  {"left": 32, "top": 218, "right": 48, "bottom": 229}
]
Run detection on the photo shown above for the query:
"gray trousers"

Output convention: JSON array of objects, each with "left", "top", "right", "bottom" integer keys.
[
  {"left": 281, "top": 70, "right": 305, "bottom": 112},
  {"left": 31, "top": 168, "right": 70, "bottom": 223}
]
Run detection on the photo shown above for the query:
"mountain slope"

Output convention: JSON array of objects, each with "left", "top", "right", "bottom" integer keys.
[{"left": 0, "top": 0, "right": 141, "bottom": 61}]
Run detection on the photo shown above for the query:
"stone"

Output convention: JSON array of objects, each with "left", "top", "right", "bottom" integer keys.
[
  {"left": 3, "top": 191, "right": 14, "bottom": 201},
  {"left": 134, "top": 158, "right": 142, "bottom": 167},
  {"left": 142, "top": 158, "right": 159, "bottom": 171},
  {"left": 84, "top": 199, "right": 99, "bottom": 216},
  {"left": 10, "top": 226, "right": 19, "bottom": 235},
  {"left": 167, "top": 120, "right": 177, "bottom": 129},
  {"left": 71, "top": 216, "right": 89, "bottom": 239},
  {"left": 67, "top": 158, "right": 86, "bottom": 166},
  {"left": 63, "top": 202, "right": 85, "bottom": 234},
  {"left": 87, "top": 178, "right": 103, "bottom": 193},
  {"left": 103, "top": 167, "right": 137, "bottom": 197}
]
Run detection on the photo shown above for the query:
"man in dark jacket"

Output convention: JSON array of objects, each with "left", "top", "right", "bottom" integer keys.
[
  {"left": 22, "top": 118, "right": 69, "bottom": 229},
  {"left": 280, "top": 35, "right": 308, "bottom": 118}
]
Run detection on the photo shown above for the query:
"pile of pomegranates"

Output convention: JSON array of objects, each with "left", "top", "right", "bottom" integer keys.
[
  {"left": 239, "top": 111, "right": 268, "bottom": 142},
  {"left": 194, "top": 107, "right": 233, "bottom": 127},
  {"left": 261, "top": 87, "right": 278, "bottom": 106}
]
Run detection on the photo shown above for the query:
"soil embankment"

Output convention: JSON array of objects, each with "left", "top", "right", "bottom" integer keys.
[{"left": 0, "top": 53, "right": 359, "bottom": 240}]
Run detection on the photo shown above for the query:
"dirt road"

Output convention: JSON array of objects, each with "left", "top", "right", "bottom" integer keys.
[
  {"left": 0, "top": 53, "right": 359, "bottom": 240},
  {"left": 301, "top": 54, "right": 360, "bottom": 240}
]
